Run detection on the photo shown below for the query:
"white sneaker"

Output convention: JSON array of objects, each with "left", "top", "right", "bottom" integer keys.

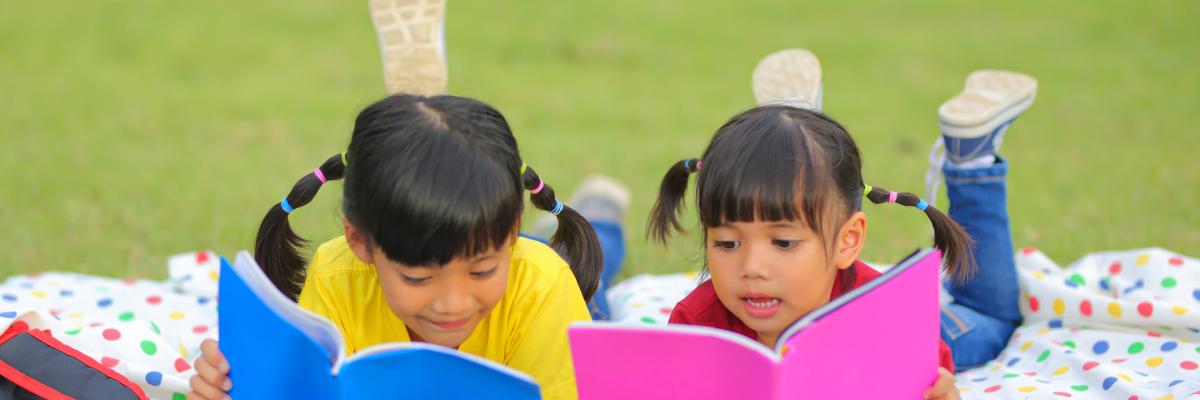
[
  {"left": 925, "top": 70, "right": 1037, "bottom": 205},
  {"left": 751, "top": 48, "right": 823, "bottom": 111},
  {"left": 370, "top": 0, "right": 448, "bottom": 96}
]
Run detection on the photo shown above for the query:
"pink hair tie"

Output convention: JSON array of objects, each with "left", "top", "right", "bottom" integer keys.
[
  {"left": 530, "top": 180, "right": 545, "bottom": 194},
  {"left": 887, "top": 191, "right": 898, "bottom": 203},
  {"left": 314, "top": 167, "right": 327, "bottom": 184},
  {"left": 696, "top": 160, "right": 703, "bottom": 170}
]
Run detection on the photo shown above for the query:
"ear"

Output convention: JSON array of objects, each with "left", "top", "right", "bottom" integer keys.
[
  {"left": 833, "top": 211, "right": 867, "bottom": 270},
  {"left": 344, "top": 218, "right": 375, "bottom": 264}
]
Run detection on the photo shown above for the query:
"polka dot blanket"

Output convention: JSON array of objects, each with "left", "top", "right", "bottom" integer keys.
[
  {"left": 0, "top": 251, "right": 219, "bottom": 400},
  {"left": 604, "top": 248, "right": 1200, "bottom": 399},
  {"left": 2, "top": 248, "right": 1195, "bottom": 399}
]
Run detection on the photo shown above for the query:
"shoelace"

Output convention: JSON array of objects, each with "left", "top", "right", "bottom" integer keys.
[{"left": 924, "top": 137, "right": 947, "bottom": 209}]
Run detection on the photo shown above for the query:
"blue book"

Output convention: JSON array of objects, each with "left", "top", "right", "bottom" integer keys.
[{"left": 217, "top": 251, "right": 541, "bottom": 399}]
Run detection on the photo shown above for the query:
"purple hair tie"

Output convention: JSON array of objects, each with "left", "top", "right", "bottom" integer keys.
[{"left": 888, "top": 191, "right": 898, "bottom": 203}]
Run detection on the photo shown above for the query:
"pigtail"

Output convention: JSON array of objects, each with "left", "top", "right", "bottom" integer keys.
[
  {"left": 647, "top": 158, "right": 701, "bottom": 244},
  {"left": 521, "top": 166, "right": 605, "bottom": 302},
  {"left": 865, "top": 186, "right": 976, "bottom": 283},
  {"left": 254, "top": 154, "right": 348, "bottom": 301}
]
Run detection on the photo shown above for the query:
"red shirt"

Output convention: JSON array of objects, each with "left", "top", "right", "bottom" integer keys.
[{"left": 668, "top": 260, "right": 955, "bottom": 372}]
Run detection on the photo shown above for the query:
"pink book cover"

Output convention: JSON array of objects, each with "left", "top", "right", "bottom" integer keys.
[{"left": 569, "top": 249, "right": 942, "bottom": 400}]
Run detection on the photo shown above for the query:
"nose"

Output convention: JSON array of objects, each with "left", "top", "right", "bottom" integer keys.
[
  {"left": 430, "top": 287, "right": 473, "bottom": 316},
  {"left": 740, "top": 243, "right": 772, "bottom": 280}
]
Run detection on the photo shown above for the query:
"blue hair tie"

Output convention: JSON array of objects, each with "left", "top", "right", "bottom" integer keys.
[
  {"left": 280, "top": 197, "right": 295, "bottom": 213},
  {"left": 683, "top": 160, "right": 692, "bottom": 170},
  {"left": 915, "top": 199, "right": 929, "bottom": 211},
  {"left": 549, "top": 200, "right": 564, "bottom": 215}
]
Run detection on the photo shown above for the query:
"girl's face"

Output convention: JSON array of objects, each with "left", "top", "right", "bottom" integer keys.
[
  {"left": 347, "top": 221, "right": 512, "bottom": 349},
  {"left": 704, "top": 212, "right": 865, "bottom": 348}
]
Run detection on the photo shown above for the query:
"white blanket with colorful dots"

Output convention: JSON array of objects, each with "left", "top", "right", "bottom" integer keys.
[
  {"left": 0, "top": 252, "right": 220, "bottom": 400},
  {"left": 1, "top": 248, "right": 1196, "bottom": 399},
  {"left": 606, "top": 248, "right": 1200, "bottom": 400}
]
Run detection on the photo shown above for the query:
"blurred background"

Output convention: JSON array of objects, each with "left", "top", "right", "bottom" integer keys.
[{"left": 2, "top": 0, "right": 1197, "bottom": 279}]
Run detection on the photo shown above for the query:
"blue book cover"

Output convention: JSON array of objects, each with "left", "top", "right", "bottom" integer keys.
[{"left": 217, "top": 251, "right": 541, "bottom": 400}]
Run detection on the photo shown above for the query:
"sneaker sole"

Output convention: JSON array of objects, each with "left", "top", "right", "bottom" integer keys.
[
  {"left": 751, "top": 48, "right": 823, "bottom": 110},
  {"left": 370, "top": 0, "right": 448, "bottom": 96},
  {"left": 938, "top": 70, "right": 1037, "bottom": 138}
]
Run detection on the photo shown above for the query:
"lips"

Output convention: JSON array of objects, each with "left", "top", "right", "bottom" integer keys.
[
  {"left": 426, "top": 317, "right": 471, "bottom": 330},
  {"left": 741, "top": 294, "right": 782, "bottom": 319}
]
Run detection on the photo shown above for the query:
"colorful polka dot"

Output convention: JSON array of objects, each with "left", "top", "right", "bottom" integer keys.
[
  {"left": 1071, "top": 384, "right": 1088, "bottom": 391},
  {"left": 1137, "top": 302, "right": 1154, "bottom": 317},
  {"left": 1162, "top": 341, "right": 1178, "bottom": 352},
  {"left": 1006, "top": 357, "right": 1021, "bottom": 367},
  {"left": 146, "top": 295, "right": 162, "bottom": 305},
  {"left": 1050, "top": 319, "right": 1064, "bottom": 329},
  {"left": 1062, "top": 340, "right": 1076, "bottom": 349},
  {"left": 102, "top": 328, "right": 121, "bottom": 341},
  {"left": 1083, "top": 361, "right": 1100, "bottom": 371},
  {"left": 1080, "top": 300, "right": 1093, "bottom": 316},
  {"left": 150, "top": 321, "right": 161, "bottom": 335},
  {"left": 1109, "top": 262, "right": 1122, "bottom": 274},
  {"left": 1069, "top": 274, "right": 1085, "bottom": 286},
  {"left": 145, "top": 371, "right": 162, "bottom": 386},
  {"left": 1161, "top": 277, "right": 1177, "bottom": 288},
  {"left": 97, "top": 298, "right": 113, "bottom": 308},
  {"left": 1180, "top": 361, "right": 1197, "bottom": 370},
  {"left": 65, "top": 328, "right": 81, "bottom": 335},
  {"left": 1052, "top": 366, "right": 1070, "bottom": 376},
  {"left": 1193, "top": 289, "right": 1200, "bottom": 302},
  {"left": 1093, "top": 340, "right": 1110, "bottom": 355},
  {"left": 0, "top": 311, "right": 15, "bottom": 318},
  {"left": 1053, "top": 298, "right": 1065, "bottom": 315},
  {"left": 1029, "top": 296, "right": 1040, "bottom": 312},
  {"left": 1037, "top": 350, "right": 1051, "bottom": 362},
  {"left": 2, "top": 294, "right": 17, "bottom": 302},
  {"left": 1108, "top": 302, "right": 1122, "bottom": 317},
  {"left": 639, "top": 317, "right": 655, "bottom": 324},
  {"left": 1128, "top": 342, "right": 1144, "bottom": 354},
  {"left": 118, "top": 311, "right": 134, "bottom": 321},
  {"left": 1021, "top": 340, "right": 1034, "bottom": 352},
  {"left": 59, "top": 289, "right": 73, "bottom": 297},
  {"left": 193, "top": 325, "right": 208, "bottom": 334},
  {"left": 984, "top": 385, "right": 1002, "bottom": 393},
  {"left": 1168, "top": 256, "right": 1184, "bottom": 266},
  {"left": 1019, "top": 386, "right": 1036, "bottom": 393},
  {"left": 174, "top": 358, "right": 190, "bottom": 372},
  {"left": 1136, "top": 253, "right": 1150, "bottom": 266},
  {"left": 172, "top": 393, "right": 186, "bottom": 400},
  {"left": 1146, "top": 357, "right": 1164, "bottom": 367},
  {"left": 169, "top": 311, "right": 185, "bottom": 320},
  {"left": 1102, "top": 377, "right": 1117, "bottom": 390},
  {"left": 31, "top": 290, "right": 45, "bottom": 299},
  {"left": 100, "top": 357, "right": 119, "bottom": 368},
  {"left": 140, "top": 340, "right": 157, "bottom": 356}
]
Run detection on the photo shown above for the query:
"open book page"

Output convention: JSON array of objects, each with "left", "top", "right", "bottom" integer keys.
[
  {"left": 230, "top": 251, "right": 345, "bottom": 362},
  {"left": 776, "top": 248, "right": 941, "bottom": 399},
  {"left": 336, "top": 342, "right": 540, "bottom": 400},
  {"left": 218, "top": 252, "right": 345, "bottom": 398},
  {"left": 569, "top": 323, "right": 778, "bottom": 400}
]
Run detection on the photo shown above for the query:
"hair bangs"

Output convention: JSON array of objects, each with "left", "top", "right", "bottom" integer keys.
[
  {"left": 344, "top": 126, "right": 522, "bottom": 267},
  {"left": 697, "top": 107, "right": 843, "bottom": 240}
]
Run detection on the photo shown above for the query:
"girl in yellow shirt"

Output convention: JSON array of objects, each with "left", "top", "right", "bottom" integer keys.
[{"left": 188, "top": 94, "right": 606, "bottom": 400}]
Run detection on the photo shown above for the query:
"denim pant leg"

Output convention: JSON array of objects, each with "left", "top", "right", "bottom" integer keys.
[
  {"left": 939, "top": 157, "right": 1022, "bottom": 371},
  {"left": 520, "top": 220, "right": 626, "bottom": 321}
]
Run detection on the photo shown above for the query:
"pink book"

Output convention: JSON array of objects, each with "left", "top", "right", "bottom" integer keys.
[{"left": 569, "top": 249, "right": 942, "bottom": 400}]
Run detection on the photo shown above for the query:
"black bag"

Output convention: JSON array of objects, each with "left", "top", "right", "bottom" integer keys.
[{"left": 0, "top": 321, "right": 147, "bottom": 400}]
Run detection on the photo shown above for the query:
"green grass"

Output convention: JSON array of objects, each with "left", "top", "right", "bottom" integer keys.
[{"left": 2, "top": 0, "right": 1198, "bottom": 279}]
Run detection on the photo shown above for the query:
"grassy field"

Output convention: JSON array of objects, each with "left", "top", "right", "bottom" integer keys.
[{"left": 2, "top": 0, "right": 1197, "bottom": 279}]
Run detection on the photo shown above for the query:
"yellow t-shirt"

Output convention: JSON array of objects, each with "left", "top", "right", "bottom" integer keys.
[{"left": 296, "top": 236, "right": 590, "bottom": 400}]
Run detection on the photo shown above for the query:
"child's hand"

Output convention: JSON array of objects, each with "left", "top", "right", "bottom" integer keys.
[
  {"left": 187, "top": 339, "right": 232, "bottom": 400},
  {"left": 922, "top": 367, "right": 961, "bottom": 400}
]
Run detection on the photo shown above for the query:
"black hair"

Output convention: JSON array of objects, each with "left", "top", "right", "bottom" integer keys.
[
  {"left": 647, "top": 105, "right": 975, "bottom": 287},
  {"left": 255, "top": 94, "right": 604, "bottom": 301}
]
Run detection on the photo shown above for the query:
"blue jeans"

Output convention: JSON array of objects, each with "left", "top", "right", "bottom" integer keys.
[
  {"left": 939, "top": 157, "right": 1022, "bottom": 371},
  {"left": 522, "top": 220, "right": 625, "bottom": 320}
]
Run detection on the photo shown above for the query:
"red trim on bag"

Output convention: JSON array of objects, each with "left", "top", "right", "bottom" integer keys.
[
  {"left": 0, "top": 359, "right": 72, "bottom": 400},
  {"left": 24, "top": 329, "right": 148, "bottom": 400}
]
